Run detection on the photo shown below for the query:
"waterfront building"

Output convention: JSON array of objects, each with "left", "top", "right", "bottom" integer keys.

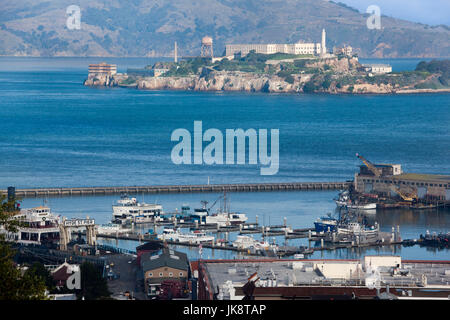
[
  {"left": 140, "top": 247, "right": 189, "bottom": 297},
  {"left": 197, "top": 256, "right": 450, "bottom": 300},
  {"left": 362, "top": 64, "right": 392, "bottom": 74},
  {"left": 354, "top": 163, "right": 450, "bottom": 201},
  {"left": 88, "top": 62, "right": 117, "bottom": 75}
]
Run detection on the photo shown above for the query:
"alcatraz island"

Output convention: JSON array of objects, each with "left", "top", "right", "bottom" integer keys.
[{"left": 84, "top": 31, "right": 450, "bottom": 94}]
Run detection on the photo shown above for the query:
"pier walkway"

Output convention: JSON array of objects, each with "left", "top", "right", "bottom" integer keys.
[{"left": 2, "top": 181, "right": 350, "bottom": 198}]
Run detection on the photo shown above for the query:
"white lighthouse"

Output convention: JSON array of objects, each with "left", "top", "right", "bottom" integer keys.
[{"left": 321, "top": 28, "right": 326, "bottom": 57}]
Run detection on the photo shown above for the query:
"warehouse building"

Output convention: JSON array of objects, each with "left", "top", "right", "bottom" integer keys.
[
  {"left": 140, "top": 247, "right": 189, "bottom": 297},
  {"left": 354, "top": 163, "right": 450, "bottom": 201}
]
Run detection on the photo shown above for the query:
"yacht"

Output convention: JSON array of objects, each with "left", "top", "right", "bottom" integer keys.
[
  {"left": 157, "top": 228, "right": 215, "bottom": 244},
  {"left": 112, "top": 195, "right": 163, "bottom": 224},
  {"left": 232, "top": 235, "right": 274, "bottom": 251},
  {"left": 96, "top": 223, "right": 132, "bottom": 235}
]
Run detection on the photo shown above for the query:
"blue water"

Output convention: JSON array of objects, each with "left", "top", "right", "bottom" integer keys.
[{"left": 0, "top": 57, "right": 449, "bottom": 260}]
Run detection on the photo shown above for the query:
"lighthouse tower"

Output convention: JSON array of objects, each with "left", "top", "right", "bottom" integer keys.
[{"left": 321, "top": 29, "right": 326, "bottom": 57}]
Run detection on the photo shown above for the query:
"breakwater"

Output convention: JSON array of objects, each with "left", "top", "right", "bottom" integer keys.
[{"left": 2, "top": 181, "right": 350, "bottom": 198}]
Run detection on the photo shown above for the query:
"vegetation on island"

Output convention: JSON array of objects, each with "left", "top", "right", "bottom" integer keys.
[{"left": 117, "top": 54, "right": 450, "bottom": 93}]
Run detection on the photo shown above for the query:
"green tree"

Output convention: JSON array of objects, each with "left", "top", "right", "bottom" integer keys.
[
  {"left": 0, "top": 195, "right": 48, "bottom": 300},
  {"left": 79, "top": 262, "right": 110, "bottom": 300}
]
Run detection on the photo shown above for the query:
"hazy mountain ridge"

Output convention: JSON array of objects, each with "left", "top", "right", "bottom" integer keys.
[{"left": 0, "top": 0, "right": 449, "bottom": 57}]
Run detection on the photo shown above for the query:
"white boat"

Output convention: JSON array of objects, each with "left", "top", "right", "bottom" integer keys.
[
  {"left": 96, "top": 223, "right": 131, "bottom": 235},
  {"left": 190, "top": 194, "right": 248, "bottom": 227},
  {"left": 337, "top": 222, "right": 379, "bottom": 237},
  {"left": 0, "top": 206, "right": 61, "bottom": 245},
  {"left": 346, "top": 203, "right": 377, "bottom": 210},
  {"left": 335, "top": 190, "right": 377, "bottom": 210},
  {"left": 112, "top": 195, "right": 163, "bottom": 224},
  {"left": 232, "top": 235, "right": 274, "bottom": 251},
  {"left": 206, "top": 212, "right": 248, "bottom": 227},
  {"left": 157, "top": 228, "right": 215, "bottom": 244}
]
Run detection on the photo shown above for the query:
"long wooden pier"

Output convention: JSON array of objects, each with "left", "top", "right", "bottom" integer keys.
[{"left": 2, "top": 181, "right": 350, "bottom": 198}]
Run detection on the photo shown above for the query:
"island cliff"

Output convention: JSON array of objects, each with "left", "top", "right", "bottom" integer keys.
[{"left": 84, "top": 55, "right": 450, "bottom": 94}]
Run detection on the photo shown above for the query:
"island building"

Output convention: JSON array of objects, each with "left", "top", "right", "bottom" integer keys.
[
  {"left": 140, "top": 246, "right": 189, "bottom": 297},
  {"left": 88, "top": 62, "right": 117, "bottom": 76},
  {"left": 354, "top": 156, "right": 450, "bottom": 202},
  {"left": 225, "top": 28, "right": 329, "bottom": 57},
  {"left": 362, "top": 64, "right": 392, "bottom": 74},
  {"left": 333, "top": 45, "right": 353, "bottom": 57},
  {"left": 196, "top": 256, "right": 450, "bottom": 300}
]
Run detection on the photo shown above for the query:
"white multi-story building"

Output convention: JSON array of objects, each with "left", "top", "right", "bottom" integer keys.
[
  {"left": 226, "top": 42, "right": 322, "bottom": 56},
  {"left": 363, "top": 64, "right": 393, "bottom": 74},
  {"left": 225, "top": 29, "right": 327, "bottom": 57}
]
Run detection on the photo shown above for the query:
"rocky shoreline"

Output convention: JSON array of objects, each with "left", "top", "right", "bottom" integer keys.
[
  {"left": 84, "top": 72, "right": 450, "bottom": 94},
  {"left": 84, "top": 57, "right": 450, "bottom": 94}
]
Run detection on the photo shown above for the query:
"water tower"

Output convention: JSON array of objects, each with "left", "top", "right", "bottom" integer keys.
[{"left": 201, "top": 36, "right": 214, "bottom": 58}]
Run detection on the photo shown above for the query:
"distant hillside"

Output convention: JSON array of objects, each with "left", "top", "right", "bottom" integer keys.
[{"left": 0, "top": 0, "right": 449, "bottom": 58}]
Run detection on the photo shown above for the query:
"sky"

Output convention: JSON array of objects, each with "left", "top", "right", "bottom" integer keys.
[{"left": 337, "top": 0, "right": 449, "bottom": 26}]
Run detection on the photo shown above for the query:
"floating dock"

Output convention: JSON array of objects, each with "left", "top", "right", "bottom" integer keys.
[{"left": 2, "top": 181, "right": 350, "bottom": 198}]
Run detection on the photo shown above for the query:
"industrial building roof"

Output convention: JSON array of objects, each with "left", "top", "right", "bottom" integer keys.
[
  {"left": 393, "top": 173, "right": 450, "bottom": 182},
  {"left": 201, "top": 258, "right": 450, "bottom": 290}
]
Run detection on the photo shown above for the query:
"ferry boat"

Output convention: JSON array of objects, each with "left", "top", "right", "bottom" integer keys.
[
  {"left": 0, "top": 206, "right": 60, "bottom": 246},
  {"left": 157, "top": 228, "right": 215, "bottom": 244},
  {"left": 112, "top": 195, "right": 163, "bottom": 224}
]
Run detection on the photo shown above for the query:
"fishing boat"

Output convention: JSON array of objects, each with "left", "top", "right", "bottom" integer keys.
[
  {"left": 190, "top": 193, "right": 248, "bottom": 227},
  {"left": 335, "top": 190, "right": 377, "bottom": 210},
  {"left": 336, "top": 222, "right": 379, "bottom": 237},
  {"left": 314, "top": 216, "right": 338, "bottom": 233}
]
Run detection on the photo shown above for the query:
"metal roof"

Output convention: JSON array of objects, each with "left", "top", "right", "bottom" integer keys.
[{"left": 141, "top": 248, "right": 188, "bottom": 272}]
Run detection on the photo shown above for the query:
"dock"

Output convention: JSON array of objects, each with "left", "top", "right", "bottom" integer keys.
[{"left": 2, "top": 181, "right": 350, "bottom": 198}]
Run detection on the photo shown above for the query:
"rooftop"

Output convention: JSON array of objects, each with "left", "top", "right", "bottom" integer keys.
[
  {"left": 393, "top": 173, "right": 450, "bottom": 182},
  {"left": 201, "top": 258, "right": 450, "bottom": 289},
  {"left": 141, "top": 247, "right": 188, "bottom": 272}
]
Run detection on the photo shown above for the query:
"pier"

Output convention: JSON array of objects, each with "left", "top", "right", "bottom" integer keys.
[{"left": 2, "top": 181, "right": 350, "bottom": 198}]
